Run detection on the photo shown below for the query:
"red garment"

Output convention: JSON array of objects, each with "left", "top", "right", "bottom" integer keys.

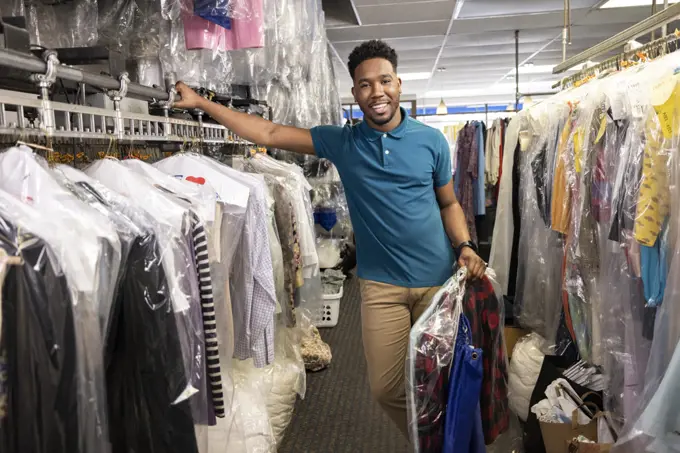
[{"left": 462, "top": 277, "right": 510, "bottom": 444}]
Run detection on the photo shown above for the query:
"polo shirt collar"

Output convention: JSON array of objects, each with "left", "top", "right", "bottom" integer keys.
[{"left": 358, "top": 107, "right": 409, "bottom": 141}]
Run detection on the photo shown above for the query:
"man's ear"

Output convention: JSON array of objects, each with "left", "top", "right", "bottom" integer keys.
[
  {"left": 351, "top": 86, "right": 356, "bottom": 101},
  {"left": 398, "top": 77, "right": 402, "bottom": 94}
]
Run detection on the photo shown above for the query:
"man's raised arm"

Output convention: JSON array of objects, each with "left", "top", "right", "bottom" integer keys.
[{"left": 173, "top": 82, "right": 316, "bottom": 155}]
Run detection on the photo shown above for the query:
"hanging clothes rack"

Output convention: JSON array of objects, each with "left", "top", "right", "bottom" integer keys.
[
  {"left": 552, "top": 29, "right": 680, "bottom": 90},
  {"left": 553, "top": 1, "right": 680, "bottom": 74},
  {"left": 0, "top": 44, "right": 254, "bottom": 146}
]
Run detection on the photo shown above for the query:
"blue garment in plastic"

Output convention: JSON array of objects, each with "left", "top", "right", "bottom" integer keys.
[
  {"left": 314, "top": 208, "right": 337, "bottom": 232},
  {"left": 194, "top": 0, "right": 232, "bottom": 30},
  {"left": 641, "top": 222, "right": 669, "bottom": 307},
  {"left": 443, "top": 314, "right": 485, "bottom": 453}
]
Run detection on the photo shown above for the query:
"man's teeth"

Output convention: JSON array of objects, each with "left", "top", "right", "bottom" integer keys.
[{"left": 372, "top": 104, "right": 388, "bottom": 113}]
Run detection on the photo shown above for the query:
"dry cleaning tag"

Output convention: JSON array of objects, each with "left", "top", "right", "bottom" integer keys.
[
  {"left": 652, "top": 74, "right": 679, "bottom": 140},
  {"left": 627, "top": 80, "right": 647, "bottom": 119}
]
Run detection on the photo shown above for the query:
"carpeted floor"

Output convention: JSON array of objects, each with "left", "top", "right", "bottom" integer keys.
[{"left": 278, "top": 276, "right": 410, "bottom": 453}]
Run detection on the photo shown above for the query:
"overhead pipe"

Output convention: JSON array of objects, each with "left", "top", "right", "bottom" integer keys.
[{"left": 0, "top": 48, "right": 170, "bottom": 101}]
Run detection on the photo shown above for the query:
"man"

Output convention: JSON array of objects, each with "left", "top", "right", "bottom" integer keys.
[{"left": 174, "top": 39, "right": 486, "bottom": 437}]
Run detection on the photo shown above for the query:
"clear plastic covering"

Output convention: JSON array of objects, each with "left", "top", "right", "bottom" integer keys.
[
  {"left": 0, "top": 146, "right": 118, "bottom": 453},
  {"left": 508, "top": 332, "right": 547, "bottom": 422},
  {"left": 83, "top": 158, "right": 208, "bottom": 418},
  {"left": 513, "top": 104, "right": 572, "bottom": 355},
  {"left": 500, "top": 47, "right": 680, "bottom": 451},
  {"left": 55, "top": 163, "right": 204, "bottom": 453},
  {"left": 407, "top": 266, "right": 521, "bottom": 452},
  {"left": 153, "top": 153, "right": 278, "bottom": 369},
  {"left": 0, "top": 0, "right": 98, "bottom": 48}
]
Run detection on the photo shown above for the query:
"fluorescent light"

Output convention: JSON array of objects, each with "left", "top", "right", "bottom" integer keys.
[
  {"left": 601, "top": 0, "right": 680, "bottom": 8},
  {"left": 399, "top": 72, "right": 431, "bottom": 81}
]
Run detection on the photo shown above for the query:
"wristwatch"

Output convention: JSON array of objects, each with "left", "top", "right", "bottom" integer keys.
[{"left": 455, "top": 241, "right": 478, "bottom": 256}]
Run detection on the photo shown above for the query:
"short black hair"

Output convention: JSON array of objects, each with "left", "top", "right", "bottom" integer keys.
[{"left": 347, "top": 40, "right": 398, "bottom": 80}]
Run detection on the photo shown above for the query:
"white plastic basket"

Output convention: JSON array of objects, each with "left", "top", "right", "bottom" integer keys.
[{"left": 312, "top": 286, "right": 343, "bottom": 328}]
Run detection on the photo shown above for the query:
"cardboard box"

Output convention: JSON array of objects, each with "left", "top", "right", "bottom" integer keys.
[
  {"left": 504, "top": 326, "right": 530, "bottom": 359},
  {"left": 539, "top": 419, "right": 598, "bottom": 453},
  {"left": 568, "top": 440, "right": 612, "bottom": 453}
]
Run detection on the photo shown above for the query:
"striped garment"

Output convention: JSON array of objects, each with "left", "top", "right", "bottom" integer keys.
[{"left": 191, "top": 215, "right": 225, "bottom": 418}]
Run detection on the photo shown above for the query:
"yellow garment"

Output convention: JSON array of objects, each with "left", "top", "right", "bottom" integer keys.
[
  {"left": 634, "top": 81, "right": 679, "bottom": 246},
  {"left": 551, "top": 117, "right": 574, "bottom": 235}
]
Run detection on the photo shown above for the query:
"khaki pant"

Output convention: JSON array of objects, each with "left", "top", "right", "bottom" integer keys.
[{"left": 359, "top": 279, "right": 440, "bottom": 438}]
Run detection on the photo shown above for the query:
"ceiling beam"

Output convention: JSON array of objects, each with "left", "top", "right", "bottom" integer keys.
[{"left": 425, "top": 0, "right": 466, "bottom": 92}]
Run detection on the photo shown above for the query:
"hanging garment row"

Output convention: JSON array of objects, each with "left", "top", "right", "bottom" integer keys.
[
  {"left": 0, "top": 145, "right": 320, "bottom": 453},
  {"left": 452, "top": 119, "right": 510, "bottom": 247},
  {"left": 488, "top": 44, "right": 680, "bottom": 451}
]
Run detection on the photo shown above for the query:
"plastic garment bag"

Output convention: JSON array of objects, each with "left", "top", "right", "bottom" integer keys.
[
  {"left": 243, "top": 153, "right": 323, "bottom": 311},
  {"left": 0, "top": 186, "right": 111, "bottom": 453},
  {"left": 84, "top": 159, "right": 209, "bottom": 419},
  {"left": 442, "top": 314, "right": 485, "bottom": 453},
  {"left": 407, "top": 268, "right": 466, "bottom": 452},
  {"left": 56, "top": 165, "right": 205, "bottom": 453},
  {"left": 513, "top": 106, "right": 570, "bottom": 354},
  {"left": 612, "top": 59, "right": 680, "bottom": 453},
  {"left": 155, "top": 153, "right": 278, "bottom": 368},
  {"left": 0, "top": 147, "right": 123, "bottom": 453}
]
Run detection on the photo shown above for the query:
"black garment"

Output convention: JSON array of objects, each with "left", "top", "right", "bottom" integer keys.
[
  {"left": 507, "top": 142, "right": 522, "bottom": 298},
  {"left": 60, "top": 173, "right": 200, "bottom": 452},
  {"left": 106, "top": 230, "right": 200, "bottom": 453},
  {"left": 0, "top": 217, "right": 80, "bottom": 453},
  {"left": 531, "top": 142, "right": 551, "bottom": 227},
  {"left": 608, "top": 119, "right": 637, "bottom": 243}
]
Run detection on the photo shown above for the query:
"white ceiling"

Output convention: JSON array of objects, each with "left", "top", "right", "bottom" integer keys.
[{"left": 324, "top": 0, "right": 666, "bottom": 107}]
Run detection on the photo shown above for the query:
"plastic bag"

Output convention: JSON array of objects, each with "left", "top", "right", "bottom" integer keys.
[
  {"left": 83, "top": 158, "right": 208, "bottom": 416},
  {"left": 407, "top": 267, "right": 466, "bottom": 452},
  {"left": 57, "top": 164, "right": 205, "bottom": 453},
  {"left": 514, "top": 105, "right": 572, "bottom": 355},
  {"left": 508, "top": 333, "right": 547, "bottom": 422},
  {"left": 155, "top": 153, "right": 278, "bottom": 369},
  {"left": 10, "top": 0, "right": 99, "bottom": 48},
  {"left": 407, "top": 266, "right": 522, "bottom": 452},
  {"left": 0, "top": 147, "right": 121, "bottom": 453}
]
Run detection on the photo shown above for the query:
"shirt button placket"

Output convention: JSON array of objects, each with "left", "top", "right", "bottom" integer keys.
[{"left": 382, "top": 134, "right": 389, "bottom": 166}]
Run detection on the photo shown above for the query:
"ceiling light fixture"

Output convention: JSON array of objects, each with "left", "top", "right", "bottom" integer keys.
[
  {"left": 523, "top": 62, "right": 535, "bottom": 67},
  {"left": 398, "top": 72, "right": 432, "bottom": 81},
  {"left": 436, "top": 98, "right": 448, "bottom": 115},
  {"left": 600, "top": 0, "right": 680, "bottom": 8}
]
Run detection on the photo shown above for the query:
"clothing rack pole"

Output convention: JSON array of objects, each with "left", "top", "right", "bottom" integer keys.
[
  {"left": 553, "top": 1, "right": 680, "bottom": 74},
  {"left": 552, "top": 31, "right": 680, "bottom": 89},
  {"left": 514, "top": 30, "right": 519, "bottom": 111}
]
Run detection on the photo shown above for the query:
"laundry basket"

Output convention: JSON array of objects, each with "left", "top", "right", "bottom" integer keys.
[{"left": 312, "top": 286, "right": 343, "bottom": 328}]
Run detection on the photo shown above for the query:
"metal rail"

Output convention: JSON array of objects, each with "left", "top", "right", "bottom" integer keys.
[
  {"left": 0, "top": 48, "right": 170, "bottom": 101},
  {"left": 553, "top": 1, "right": 680, "bottom": 74}
]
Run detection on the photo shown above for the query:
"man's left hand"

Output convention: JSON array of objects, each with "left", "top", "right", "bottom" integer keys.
[{"left": 458, "top": 247, "right": 486, "bottom": 280}]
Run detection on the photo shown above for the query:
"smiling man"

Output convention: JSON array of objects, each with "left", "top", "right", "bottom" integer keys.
[{"left": 173, "top": 39, "right": 485, "bottom": 438}]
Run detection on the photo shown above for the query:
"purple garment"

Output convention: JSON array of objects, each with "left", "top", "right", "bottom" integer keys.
[{"left": 455, "top": 124, "right": 479, "bottom": 243}]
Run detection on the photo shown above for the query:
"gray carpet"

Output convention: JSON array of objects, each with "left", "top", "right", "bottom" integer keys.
[{"left": 278, "top": 276, "right": 410, "bottom": 453}]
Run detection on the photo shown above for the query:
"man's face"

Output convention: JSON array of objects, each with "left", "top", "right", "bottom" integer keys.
[{"left": 351, "top": 58, "right": 402, "bottom": 127}]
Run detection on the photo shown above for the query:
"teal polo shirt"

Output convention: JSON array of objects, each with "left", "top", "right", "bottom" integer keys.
[{"left": 311, "top": 108, "right": 455, "bottom": 288}]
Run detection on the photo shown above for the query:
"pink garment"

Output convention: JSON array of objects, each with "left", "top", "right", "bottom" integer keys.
[
  {"left": 182, "top": 0, "right": 264, "bottom": 51},
  {"left": 183, "top": 14, "right": 228, "bottom": 51},
  {"left": 225, "top": 0, "right": 264, "bottom": 50}
]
